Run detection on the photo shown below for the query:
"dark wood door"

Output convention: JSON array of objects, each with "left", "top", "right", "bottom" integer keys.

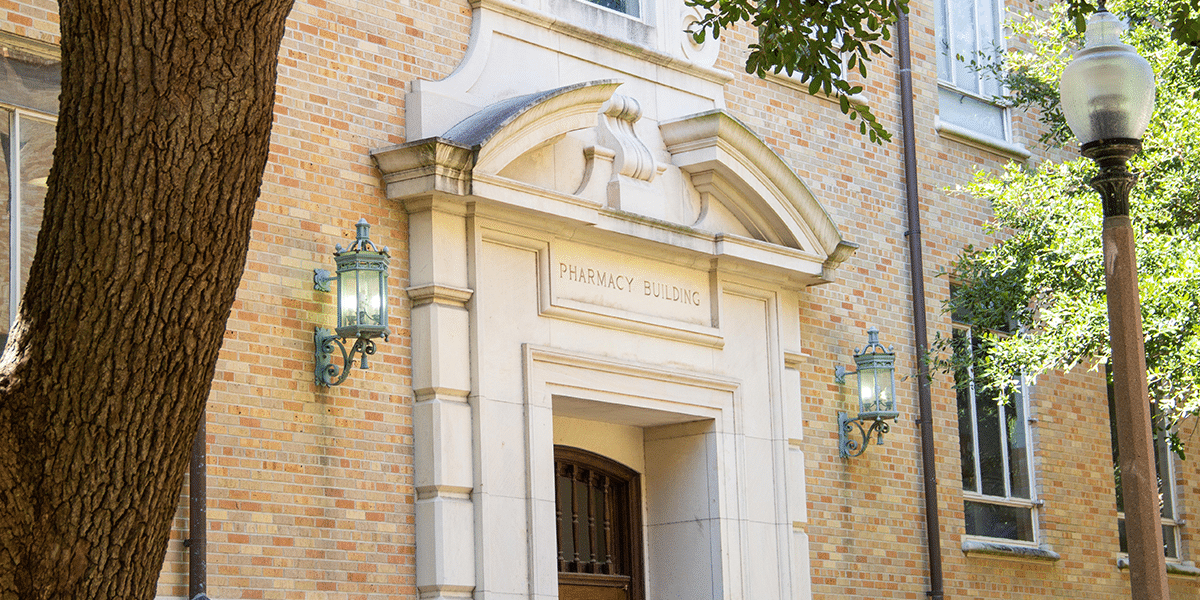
[
  {"left": 555, "top": 446, "right": 643, "bottom": 600},
  {"left": 558, "top": 573, "right": 630, "bottom": 600}
]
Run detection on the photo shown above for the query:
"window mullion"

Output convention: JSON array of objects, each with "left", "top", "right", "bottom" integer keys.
[
  {"left": 971, "top": 0, "right": 983, "bottom": 96},
  {"left": 1020, "top": 380, "right": 1035, "bottom": 498},
  {"left": 1156, "top": 422, "right": 1176, "bottom": 520},
  {"left": 944, "top": 0, "right": 958, "bottom": 88},
  {"left": 969, "top": 361, "right": 983, "bottom": 495},
  {"left": 998, "top": 393, "right": 1012, "bottom": 498}
]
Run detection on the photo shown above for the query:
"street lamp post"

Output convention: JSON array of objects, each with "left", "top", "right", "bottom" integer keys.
[{"left": 1059, "top": 5, "right": 1166, "bottom": 599}]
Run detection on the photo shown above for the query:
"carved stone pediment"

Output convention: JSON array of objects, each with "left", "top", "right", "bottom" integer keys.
[{"left": 373, "top": 81, "right": 856, "bottom": 286}]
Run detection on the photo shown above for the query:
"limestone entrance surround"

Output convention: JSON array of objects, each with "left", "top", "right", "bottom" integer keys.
[{"left": 373, "top": 80, "right": 854, "bottom": 600}]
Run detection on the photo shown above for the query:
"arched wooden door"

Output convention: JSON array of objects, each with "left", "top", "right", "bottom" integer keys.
[{"left": 554, "top": 446, "right": 643, "bottom": 600}]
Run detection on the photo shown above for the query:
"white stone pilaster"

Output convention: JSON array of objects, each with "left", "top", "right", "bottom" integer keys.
[{"left": 406, "top": 199, "right": 477, "bottom": 600}]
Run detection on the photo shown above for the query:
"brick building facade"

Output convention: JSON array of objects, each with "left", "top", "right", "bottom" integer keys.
[{"left": 1, "top": 0, "right": 1198, "bottom": 598}]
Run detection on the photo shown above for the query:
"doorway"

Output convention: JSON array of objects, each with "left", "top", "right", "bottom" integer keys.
[{"left": 555, "top": 446, "right": 644, "bottom": 600}]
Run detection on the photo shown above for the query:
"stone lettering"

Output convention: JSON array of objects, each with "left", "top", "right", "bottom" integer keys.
[
  {"left": 560, "top": 262, "right": 645, "bottom": 293},
  {"left": 559, "top": 262, "right": 703, "bottom": 308},
  {"left": 641, "top": 280, "right": 702, "bottom": 306}
]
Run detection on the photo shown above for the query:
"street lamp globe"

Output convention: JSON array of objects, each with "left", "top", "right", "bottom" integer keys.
[{"left": 1059, "top": 8, "right": 1155, "bottom": 146}]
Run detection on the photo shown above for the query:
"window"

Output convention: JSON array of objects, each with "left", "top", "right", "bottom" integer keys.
[
  {"left": 544, "top": 0, "right": 653, "bottom": 49},
  {"left": 953, "top": 311, "right": 1037, "bottom": 543},
  {"left": 555, "top": 446, "right": 643, "bottom": 600},
  {"left": 1109, "top": 375, "right": 1181, "bottom": 559},
  {"left": 935, "top": 0, "right": 1008, "bottom": 141},
  {"left": 582, "top": 0, "right": 639, "bottom": 18},
  {"left": 0, "top": 34, "right": 59, "bottom": 342}
]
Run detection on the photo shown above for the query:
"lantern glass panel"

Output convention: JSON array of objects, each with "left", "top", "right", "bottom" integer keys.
[
  {"left": 856, "top": 351, "right": 897, "bottom": 419},
  {"left": 879, "top": 366, "right": 895, "bottom": 413},
  {"left": 858, "top": 364, "right": 877, "bottom": 414},
  {"left": 338, "top": 266, "right": 358, "bottom": 330},
  {"left": 358, "top": 265, "right": 384, "bottom": 327},
  {"left": 377, "top": 269, "right": 389, "bottom": 327}
]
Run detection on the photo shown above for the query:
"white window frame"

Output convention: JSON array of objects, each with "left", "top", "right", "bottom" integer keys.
[
  {"left": 3, "top": 105, "right": 57, "bottom": 328},
  {"left": 573, "top": 0, "right": 642, "bottom": 19},
  {"left": 953, "top": 322, "right": 1040, "bottom": 546},
  {"left": 935, "top": 0, "right": 1012, "bottom": 144},
  {"left": 1115, "top": 414, "right": 1184, "bottom": 561},
  {"left": 1159, "top": 428, "right": 1183, "bottom": 560},
  {"left": 0, "top": 33, "right": 59, "bottom": 334},
  {"left": 542, "top": 0, "right": 657, "bottom": 50}
]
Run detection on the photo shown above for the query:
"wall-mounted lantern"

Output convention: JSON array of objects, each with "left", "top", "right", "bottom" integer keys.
[
  {"left": 313, "top": 218, "right": 390, "bottom": 386},
  {"left": 834, "top": 327, "right": 897, "bottom": 458}
]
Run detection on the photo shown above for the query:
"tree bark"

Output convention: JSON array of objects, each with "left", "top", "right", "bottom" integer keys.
[{"left": 0, "top": 0, "right": 294, "bottom": 597}]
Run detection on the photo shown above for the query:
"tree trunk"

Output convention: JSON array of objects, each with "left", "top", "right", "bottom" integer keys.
[{"left": 0, "top": 0, "right": 294, "bottom": 597}]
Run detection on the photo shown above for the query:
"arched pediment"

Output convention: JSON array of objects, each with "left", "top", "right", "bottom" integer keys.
[
  {"left": 372, "top": 84, "right": 855, "bottom": 286},
  {"left": 441, "top": 80, "right": 622, "bottom": 175},
  {"left": 659, "top": 110, "right": 849, "bottom": 262}
]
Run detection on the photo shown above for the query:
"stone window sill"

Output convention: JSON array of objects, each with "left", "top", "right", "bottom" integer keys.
[
  {"left": 962, "top": 539, "right": 1061, "bottom": 561},
  {"left": 936, "top": 117, "right": 1031, "bottom": 161},
  {"left": 1116, "top": 557, "right": 1200, "bottom": 577}
]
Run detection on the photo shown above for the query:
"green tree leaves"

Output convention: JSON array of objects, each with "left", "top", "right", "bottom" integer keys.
[
  {"left": 687, "top": 0, "right": 907, "bottom": 143},
  {"left": 943, "top": 0, "right": 1200, "bottom": 425}
]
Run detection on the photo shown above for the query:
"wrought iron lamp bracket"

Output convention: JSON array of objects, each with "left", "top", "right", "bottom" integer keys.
[
  {"left": 314, "top": 328, "right": 378, "bottom": 387},
  {"left": 834, "top": 364, "right": 850, "bottom": 384},
  {"left": 838, "top": 411, "right": 890, "bottom": 459},
  {"left": 313, "top": 269, "right": 335, "bottom": 292}
]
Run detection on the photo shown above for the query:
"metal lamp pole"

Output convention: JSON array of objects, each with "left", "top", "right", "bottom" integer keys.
[
  {"left": 1091, "top": 139, "right": 1169, "bottom": 600},
  {"left": 1060, "top": 5, "right": 1166, "bottom": 599}
]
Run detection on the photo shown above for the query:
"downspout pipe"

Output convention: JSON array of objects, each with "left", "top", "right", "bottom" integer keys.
[
  {"left": 187, "top": 409, "right": 209, "bottom": 600},
  {"left": 896, "top": 5, "right": 945, "bottom": 599}
]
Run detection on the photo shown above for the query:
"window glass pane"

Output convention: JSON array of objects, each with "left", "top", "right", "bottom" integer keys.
[
  {"left": 1118, "top": 519, "right": 1179, "bottom": 559},
  {"left": 1109, "top": 378, "right": 1124, "bottom": 513},
  {"left": 18, "top": 115, "right": 52, "bottom": 310},
  {"left": 1163, "top": 524, "right": 1178, "bottom": 559},
  {"left": 585, "top": 0, "right": 638, "bottom": 18},
  {"left": 976, "top": 0, "right": 1001, "bottom": 97},
  {"left": 936, "top": 0, "right": 952, "bottom": 83},
  {"left": 939, "top": 87, "right": 1006, "bottom": 139},
  {"left": 965, "top": 500, "right": 1034, "bottom": 542},
  {"left": 954, "top": 330, "right": 978, "bottom": 492},
  {"left": 975, "top": 382, "right": 1007, "bottom": 497},
  {"left": 949, "top": 0, "right": 979, "bottom": 92},
  {"left": 1006, "top": 385, "right": 1030, "bottom": 499},
  {"left": 0, "top": 46, "right": 60, "bottom": 114},
  {"left": 949, "top": 285, "right": 973, "bottom": 324},
  {"left": 1154, "top": 426, "right": 1174, "bottom": 519}
]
